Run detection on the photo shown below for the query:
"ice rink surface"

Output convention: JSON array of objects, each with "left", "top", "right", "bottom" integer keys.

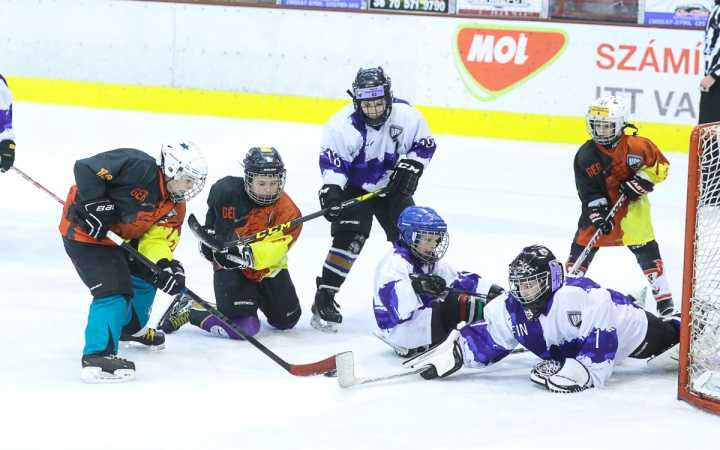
[{"left": 0, "top": 103, "right": 717, "bottom": 449}]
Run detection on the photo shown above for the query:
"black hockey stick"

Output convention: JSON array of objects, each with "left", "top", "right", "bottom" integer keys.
[
  {"left": 13, "top": 166, "right": 338, "bottom": 377},
  {"left": 407, "top": 273, "right": 487, "bottom": 299},
  {"left": 569, "top": 194, "right": 626, "bottom": 275},
  {"left": 188, "top": 186, "right": 390, "bottom": 251}
]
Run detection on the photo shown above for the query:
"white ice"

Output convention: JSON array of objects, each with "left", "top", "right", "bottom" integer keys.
[{"left": 0, "top": 103, "right": 716, "bottom": 449}]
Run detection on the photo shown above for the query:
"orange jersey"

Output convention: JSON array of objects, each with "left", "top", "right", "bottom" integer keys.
[{"left": 573, "top": 134, "right": 670, "bottom": 247}]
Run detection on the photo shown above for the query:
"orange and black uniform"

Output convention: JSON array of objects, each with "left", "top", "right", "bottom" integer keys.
[
  {"left": 197, "top": 176, "right": 303, "bottom": 330},
  {"left": 567, "top": 134, "right": 673, "bottom": 308}
]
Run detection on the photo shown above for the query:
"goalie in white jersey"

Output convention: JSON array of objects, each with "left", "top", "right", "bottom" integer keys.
[
  {"left": 373, "top": 206, "right": 505, "bottom": 357},
  {"left": 406, "top": 245, "right": 681, "bottom": 393}
]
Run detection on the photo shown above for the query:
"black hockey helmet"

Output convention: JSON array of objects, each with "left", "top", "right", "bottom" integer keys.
[
  {"left": 508, "top": 245, "right": 564, "bottom": 321},
  {"left": 240, "top": 147, "right": 286, "bottom": 205},
  {"left": 350, "top": 67, "right": 393, "bottom": 127}
]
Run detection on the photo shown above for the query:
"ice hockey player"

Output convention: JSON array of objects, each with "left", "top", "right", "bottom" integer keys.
[
  {"left": 158, "top": 147, "right": 302, "bottom": 340},
  {"left": 312, "top": 66, "right": 437, "bottom": 333},
  {"left": 566, "top": 95, "right": 674, "bottom": 317},
  {"left": 0, "top": 74, "right": 16, "bottom": 173},
  {"left": 374, "top": 206, "right": 505, "bottom": 357},
  {"left": 59, "top": 142, "right": 208, "bottom": 383},
  {"left": 406, "top": 245, "right": 681, "bottom": 393}
]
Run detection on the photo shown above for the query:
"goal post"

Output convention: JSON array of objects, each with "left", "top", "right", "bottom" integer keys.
[{"left": 679, "top": 122, "right": 720, "bottom": 415}]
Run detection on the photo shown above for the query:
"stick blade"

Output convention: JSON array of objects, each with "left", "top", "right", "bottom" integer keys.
[
  {"left": 187, "top": 214, "right": 226, "bottom": 250},
  {"left": 335, "top": 352, "right": 357, "bottom": 388},
  {"left": 288, "top": 355, "right": 337, "bottom": 377}
]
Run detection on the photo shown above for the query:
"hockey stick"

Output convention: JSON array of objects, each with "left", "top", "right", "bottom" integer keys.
[
  {"left": 13, "top": 166, "right": 338, "bottom": 377},
  {"left": 569, "top": 194, "right": 626, "bottom": 276},
  {"left": 188, "top": 186, "right": 390, "bottom": 251},
  {"left": 335, "top": 346, "right": 529, "bottom": 389},
  {"left": 407, "top": 273, "right": 487, "bottom": 299}
]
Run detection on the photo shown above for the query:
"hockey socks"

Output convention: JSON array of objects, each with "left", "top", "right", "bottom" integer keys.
[
  {"left": 192, "top": 308, "right": 261, "bottom": 340},
  {"left": 84, "top": 294, "right": 129, "bottom": 355}
]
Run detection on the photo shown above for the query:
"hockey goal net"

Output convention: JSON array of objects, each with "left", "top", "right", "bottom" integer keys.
[{"left": 680, "top": 123, "right": 720, "bottom": 414}]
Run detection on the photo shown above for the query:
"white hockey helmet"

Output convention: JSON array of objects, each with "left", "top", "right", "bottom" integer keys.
[
  {"left": 586, "top": 96, "right": 629, "bottom": 146},
  {"left": 158, "top": 141, "right": 208, "bottom": 202}
]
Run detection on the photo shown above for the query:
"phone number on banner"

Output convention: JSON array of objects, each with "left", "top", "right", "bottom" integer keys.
[{"left": 370, "top": 0, "right": 449, "bottom": 13}]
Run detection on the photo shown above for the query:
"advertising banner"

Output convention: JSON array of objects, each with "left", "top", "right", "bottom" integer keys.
[
  {"left": 368, "top": 0, "right": 453, "bottom": 13},
  {"left": 456, "top": 0, "right": 546, "bottom": 18},
  {"left": 643, "top": 0, "right": 713, "bottom": 27},
  {"left": 282, "top": 0, "right": 363, "bottom": 8}
]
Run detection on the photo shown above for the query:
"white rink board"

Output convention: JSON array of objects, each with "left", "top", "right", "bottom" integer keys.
[{"left": 0, "top": 0, "right": 705, "bottom": 126}]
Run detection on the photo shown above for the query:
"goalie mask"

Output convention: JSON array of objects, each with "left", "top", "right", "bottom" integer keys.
[
  {"left": 158, "top": 141, "right": 208, "bottom": 203},
  {"left": 240, "top": 147, "right": 286, "bottom": 206},
  {"left": 398, "top": 206, "right": 449, "bottom": 265},
  {"left": 586, "top": 96, "right": 629, "bottom": 147},
  {"left": 351, "top": 67, "right": 393, "bottom": 127},
  {"left": 508, "top": 245, "right": 564, "bottom": 321}
]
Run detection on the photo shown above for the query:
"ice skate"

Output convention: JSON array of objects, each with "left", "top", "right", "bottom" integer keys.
[
  {"left": 80, "top": 353, "right": 135, "bottom": 383},
  {"left": 310, "top": 277, "right": 342, "bottom": 334},
  {"left": 157, "top": 293, "right": 192, "bottom": 334},
  {"left": 120, "top": 327, "right": 166, "bottom": 351}
]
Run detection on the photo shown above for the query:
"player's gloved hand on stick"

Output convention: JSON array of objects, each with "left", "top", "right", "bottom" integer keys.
[
  {"left": 214, "top": 244, "right": 254, "bottom": 270},
  {"left": 0, "top": 139, "right": 15, "bottom": 173},
  {"left": 388, "top": 159, "right": 424, "bottom": 197},
  {"left": 588, "top": 201, "right": 613, "bottom": 235},
  {"left": 319, "top": 184, "right": 343, "bottom": 222},
  {"left": 81, "top": 198, "right": 115, "bottom": 241},
  {"left": 411, "top": 273, "right": 446, "bottom": 296},
  {"left": 197, "top": 227, "right": 215, "bottom": 262},
  {"left": 619, "top": 175, "right": 654, "bottom": 200},
  {"left": 153, "top": 258, "right": 185, "bottom": 295}
]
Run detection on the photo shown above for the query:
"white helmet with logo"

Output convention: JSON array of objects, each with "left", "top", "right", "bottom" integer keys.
[
  {"left": 586, "top": 96, "right": 629, "bottom": 146},
  {"left": 157, "top": 141, "right": 208, "bottom": 202}
]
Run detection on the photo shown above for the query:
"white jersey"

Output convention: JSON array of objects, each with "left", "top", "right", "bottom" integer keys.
[
  {"left": 0, "top": 75, "right": 15, "bottom": 141},
  {"left": 373, "top": 242, "right": 494, "bottom": 350},
  {"left": 319, "top": 99, "right": 436, "bottom": 192},
  {"left": 458, "top": 277, "right": 648, "bottom": 387}
]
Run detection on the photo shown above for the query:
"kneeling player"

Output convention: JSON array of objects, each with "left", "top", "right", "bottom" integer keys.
[
  {"left": 406, "top": 245, "right": 680, "bottom": 392},
  {"left": 373, "top": 206, "right": 504, "bottom": 357},
  {"left": 159, "top": 147, "right": 302, "bottom": 338},
  {"left": 60, "top": 142, "right": 208, "bottom": 382}
]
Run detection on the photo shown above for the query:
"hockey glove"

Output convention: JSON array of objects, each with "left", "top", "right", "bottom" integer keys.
[
  {"left": 0, "top": 139, "right": 15, "bottom": 173},
  {"left": 153, "top": 259, "right": 185, "bottom": 296},
  {"left": 540, "top": 358, "right": 593, "bottom": 393},
  {"left": 81, "top": 198, "right": 115, "bottom": 241},
  {"left": 319, "top": 184, "right": 343, "bottom": 222},
  {"left": 197, "top": 227, "right": 215, "bottom": 262},
  {"left": 588, "top": 202, "right": 613, "bottom": 235},
  {"left": 213, "top": 244, "right": 254, "bottom": 270},
  {"left": 486, "top": 284, "right": 506, "bottom": 303},
  {"left": 411, "top": 273, "right": 446, "bottom": 296},
  {"left": 619, "top": 175, "right": 654, "bottom": 200},
  {"left": 444, "top": 292, "right": 484, "bottom": 323},
  {"left": 388, "top": 159, "right": 424, "bottom": 197}
]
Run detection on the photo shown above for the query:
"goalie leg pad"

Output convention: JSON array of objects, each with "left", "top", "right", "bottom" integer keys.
[
  {"left": 647, "top": 343, "right": 679, "bottom": 370},
  {"left": 404, "top": 330, "right": 464, "bottom": 380},
  {"left": 542, "top": 358, "right": 593, "bottom": 393}
]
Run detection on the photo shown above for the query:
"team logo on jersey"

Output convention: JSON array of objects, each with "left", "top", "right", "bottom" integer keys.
[
  {"left": 567, "top": 311, "right": 582, "bottom": 328},
  {"left": 389, "top": 125, "right": 404, "bottom": 142},
  {"left": 95, "top": 168, "right": 113, "bottom": 181},
  {"left": 454, "top": 25, "right": 568, "bottom": 101},
  {"left": 627, "top": 155, "right": 643, "bottom": 170}
]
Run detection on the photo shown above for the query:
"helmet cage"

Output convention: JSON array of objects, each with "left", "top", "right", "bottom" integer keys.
[
  {"left": 244, "top": 170, "right": 286, "bottom": 206},
  {"left": 585, "top": 97, "right": 629, "bottom": 146},
  {"left": 508, "top": 246, "right": 564, "bottom": 320},
  {"left": 352, "top": 67, "right": 393, "bottom": 127},
  {"left": 409, "top": 229, "right": 450, "bottom": 265},
  {"left": 159, "top": 142, "right": 208, "bottom": 203}
]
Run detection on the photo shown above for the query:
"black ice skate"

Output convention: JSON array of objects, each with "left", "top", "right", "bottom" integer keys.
[
  {"left": 81, "top": 353, "right": 135, "bottom": 383},
  {"left": 656, "top": 298, "right": 675, "bottom": 318},
  {"left": 120, "top": 327, "right": 166, "bottom": 351},
  {"left": 157, "top": 293, "right": 192, "bottom": 334},
  {"left": 310, "top": 277, "right": 342, "bottom": 334}
]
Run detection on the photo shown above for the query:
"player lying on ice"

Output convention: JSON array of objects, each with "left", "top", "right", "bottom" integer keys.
[
  {"left": 404, "top": 245, "right": 681, "bottom": 393},
  {"left": 373, "top": 206, "right": 505, "bottom": 357},
  {"left": 157, "top": 147, "right": 303, "bottom": 339}
]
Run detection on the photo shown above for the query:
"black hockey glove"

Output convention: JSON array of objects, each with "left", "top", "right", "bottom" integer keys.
[
  {"left": 619, "top": 175, "right": 654, "bottom": 200},
  {"left": 486, "top": 284, "right": 506, "bottom": 303},
  {"left": 0, "top": 139, "right": 15, "bottom": 173},
  {"left": 197, "top": 227, "right": 215, "bottom": 262},
  {"left": 153, "top": 258, "right": 185, "bottom": 296},
  {"left": 411, "top": 273, "right": 446, "bottom": 296},
  {"left": 319, "top": 184, "right": 343, "bottom": 222},
  {"left": 81, "top": 198, "right": 115, "bottom": 241},
  {"left": 588, "top": 203, "right": 613, "bottom": 235},
  {"left": 388, "top": 159, "right": 424, "bottom": 197},
  {"left": 213, "top": 244, "right": 254, "bottom": 270}
]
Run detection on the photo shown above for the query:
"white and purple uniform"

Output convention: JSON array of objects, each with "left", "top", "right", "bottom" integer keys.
[
  {"left": 457, "top": 277, "right": 648, "bottom": 387},
  {"left": 0, "top": 75, "right": 14, "bottom": 142},
  {"left": 319, "top": 99, "right": 436, "bottom": 191},
  {"left": 373, "top": 241, "right": 494, "bottom": 350}
]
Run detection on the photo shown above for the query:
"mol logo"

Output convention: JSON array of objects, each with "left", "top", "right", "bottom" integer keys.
[{"left": 454, "top": 25, "right": 568, "bottom": 101}]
